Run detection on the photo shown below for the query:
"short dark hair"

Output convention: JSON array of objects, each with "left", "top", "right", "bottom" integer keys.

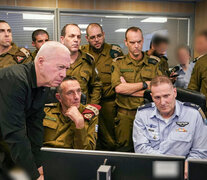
[
  {"left": 150, "top": 34, "right": 169, "bottom": 48},
  {"left": 32, "top": 29, "right": 49, "bottom": 42},
  {"left": 61, "top": 24, "right": 80, "bottom": 37},
  {"left": 125, "top": 26, "right": 143, "bottom": 40},
  {"left": 86, "top": 23, "right": 103, "bottom": 36},
  {"left": 176, "top": 44, "right": 191, "bottom": 57},
  {"left": 57, "top": 76, "right": 78, "bottom": 94},
  {"left": 0, "top": 20, "right": 8, "bottom": 24},
  {"left": 198, "top": 29, "right": 207, "bottom": 39},
  {"left": 150, "top": 75, "right": 173, "bottom": 89}
]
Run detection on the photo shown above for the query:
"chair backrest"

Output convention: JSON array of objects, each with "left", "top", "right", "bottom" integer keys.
[{"left": 144, "top": 87, "right": 206, "bottom": 113}]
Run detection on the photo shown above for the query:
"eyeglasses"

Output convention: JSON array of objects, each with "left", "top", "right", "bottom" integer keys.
[{"left": 88, "top": 33, "right": 103, "bottom": 41}]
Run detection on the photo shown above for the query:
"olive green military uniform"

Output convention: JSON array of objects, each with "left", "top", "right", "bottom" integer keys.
[
  {"left": 111, "top": 53, "right": 163, "bottom": 152},
  {"left": 0, "top": 43, "right": 32, "bottom": 68},
  {"left": 81, "top": 43, "right": 123, "bottom": 150},
  {"left": 66, "top": 50, "right": 102, "bottom": 104},
  {"left": 31, "top": 49, "right": 38, "bottom": 60},
  {"left": 188, "top": 54, "right": 207, "bottom": 109},
  {"left": 145, "top": 51, "right": 169, "bottom": 75},
  {"left": 43, "top": 103, "right": 99, "bottom": 150}
]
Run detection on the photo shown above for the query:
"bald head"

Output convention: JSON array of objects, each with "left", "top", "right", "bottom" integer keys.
[
  {"left": 35, "top": 41, "right": 70, "bottom": 62},
  {"left": 35, "top": 41, "right": 71, "bottom": 87},
  {"left": 85, "top": 23, "right": 105, "bottom": 50}
]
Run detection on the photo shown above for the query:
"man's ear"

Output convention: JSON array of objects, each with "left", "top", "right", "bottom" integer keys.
[
  {"left": 85, "top": 35, "right": 89, "bottom": 42},
  {"left": 174, "top": 87, "right": 177, "bottom": 98},
  {"left": 124, "top": 39, "right": 128, "bottom": 47},
  {"left": 32, "top": 41, "right": 36, "bottom": 47},
  {"left": 56, "top": 93, "right": 61, "bottom": 102},
  {"left": 60, "top": 36, "right": 65, "bottom": 44},
  {"left": 37, "top": 56, "right": 45, "bottom": 67}
]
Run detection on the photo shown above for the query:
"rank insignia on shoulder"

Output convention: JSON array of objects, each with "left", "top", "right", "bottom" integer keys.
[
  {"left": 148, "top": 58, "right": 159, "bottom": 65},
  {"left": 183, "top": 102, "right": 207, "bottom": 125},
  {"left": 149, "top": 55, "right": 161, "bottom": 63},
  {"left": 110, "top": 44, "right": 123, "bottom": 59},
  {"left": 162, "top": 56, "right": 168, "bottom": 61},
  {"left": 84, "top": 53, "right": 94, "bottom": 65},
  {"left": 82, "top": 104, "right": 101, "bottom": 121},
  {"left": 176, "top": 122, "right": 189, "bottom": 127},
  {"left": 14, "top": 47, "right": 31, "bottom": 64},
  {"left": 113, "top": 56, "right": 124, "bottom": 62},
  {"left": 45, "top": 103, "right": 57, "bottom": 107},
  {"left": 138, "top": 103, "right": 152, "bottom": 111}
]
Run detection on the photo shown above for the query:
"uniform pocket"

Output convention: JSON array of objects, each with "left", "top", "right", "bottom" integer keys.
[
  {"left": 170, "top": 131, "right": 192, "bottom": 142},
  {"left": 141, "top": 69, "right": 155, "bottom": 81},
  {"left": 122, "top": 71, "right": 135, "bottom": 83},
  {"left": 43, "top": 119, "right": 58, "bottom": 142},
  {"left": 101, "top": 65, "right": 111, "bottom": 84},
  {"left": 80, "top": 71, "right": 90, "bottom": 82}
]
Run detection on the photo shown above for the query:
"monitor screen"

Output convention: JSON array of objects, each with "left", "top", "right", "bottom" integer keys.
[{"left": 41, "top": 147, "right": 185, "bottom": 180}]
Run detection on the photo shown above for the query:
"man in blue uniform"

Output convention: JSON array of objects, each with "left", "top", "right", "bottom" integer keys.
[{"left": 133, "top": 75, "right": 207, "bottom": 158}]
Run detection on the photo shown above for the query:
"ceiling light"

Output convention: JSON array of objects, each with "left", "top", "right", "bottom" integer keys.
[
  {"left": 23, "top": 27, "right": 47, "bottom": 31},
  {"left": 78, "top": 24, "right": 88, "bottom": 29},
  {"left": 115, "top": 28, "right": 127, "bottom": 32},
  {"left": 105, "top": 16, "right": 134, "bottom": 19},
  {"left": 23, "top": 13, "right": 54, "bottom": 20},
  {"left": 141, "top": 17, "right": 167, "bottom": 23}
]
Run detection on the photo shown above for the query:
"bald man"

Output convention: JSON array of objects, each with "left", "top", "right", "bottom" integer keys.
[{"left": 0, "top": 41, "right": 70, "bottom": 180}]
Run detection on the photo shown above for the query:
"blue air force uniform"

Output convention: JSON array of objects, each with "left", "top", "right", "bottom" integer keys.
[{"left": 133, "top": 100, "right": 207, "bottom": 159}]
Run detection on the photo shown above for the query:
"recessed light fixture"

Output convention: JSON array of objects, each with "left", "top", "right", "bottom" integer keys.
[
  {"left": 105, "top": 16, "right": 134, "bottom": 19},
  {"left": 78, "top": 24, "right": 89, "bottom": 29},
  {"left": 23, "top": 27, "right": 47, "bottom": 31},
  {"left": 23, "top": 13, "right": 54, "bottom": 20},
  {"left": 115, "top": 28, "right": 127, "bottom": 32},
  {"left": 141, "top": 17, "right": 167, "bottom": 23}
]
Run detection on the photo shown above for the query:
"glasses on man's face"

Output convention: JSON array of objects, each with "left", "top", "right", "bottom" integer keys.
[{"left": 89, "top": 33, "right": 103, "bottom": 41}]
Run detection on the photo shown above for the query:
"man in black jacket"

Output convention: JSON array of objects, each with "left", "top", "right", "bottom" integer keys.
[{"left": 0, "top": 41, "right": 70, "bottom": 180}]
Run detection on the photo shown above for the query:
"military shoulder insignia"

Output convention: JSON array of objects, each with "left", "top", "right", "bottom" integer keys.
[
  {"left": 113, "top": 56, "right": 124, "bottom": 62},
  {"left": 148, "top": 56, "right": 160, "bottom": 65},
  {"left": 14, "top": 48, "right": 31, "bottom": 64},
  {"left": 193, "top": 57, "right": 199, "bottom": 63},
  {"left": 176, "top": 122, "right": 189, "bottom": 127},
  {"left": 162, "top": 56, "right": 168, "bottom": 61},
  {"left": 183, "top": 102, "right": 207, "bottom": 124},
  {"left": 82, "top": 104, "right": 101, "bottom": 121},
  {"left": 110, "top": 44, "right": 123, "bottom": 59},
  {"left": 83, "top": 53, "right": 94, "bottom": 65},
  {"left": 45, "top": 103, "right": 58, "bottom": 107},
  {"left": 138, "top": 103, "right": 152, "bottom": 111}
]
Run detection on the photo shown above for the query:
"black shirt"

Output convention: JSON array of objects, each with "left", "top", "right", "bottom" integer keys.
[{"left": 0, "top": 62, "right": 48, "bottom": 179}]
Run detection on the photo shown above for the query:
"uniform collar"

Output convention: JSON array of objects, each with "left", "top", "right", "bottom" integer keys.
[
  {"left": 126, "top": 52, "right": 148, "bottom": 65},
  {"left": 70, "top": 50, "right": 83, "bottom": 69},
  {"left": 150, "top": 100, "right": 180, "bottom": 121},
  {"left": 89, "top": 43, "right": 109, "bottom": 56},
  {"left": 0, "top": 43, "right": 18, "bottom": 56}
]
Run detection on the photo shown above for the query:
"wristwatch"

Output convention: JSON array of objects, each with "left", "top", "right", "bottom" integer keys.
[{"left": 142, "top": 81, "right": 148, "bottom": 90}]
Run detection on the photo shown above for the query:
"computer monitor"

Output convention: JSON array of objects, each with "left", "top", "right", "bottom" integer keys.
[
  {"left": 188, "top": 159, "right": 207, "bottom": 180},
  {"left": 41, "top": 147, "right": 185, "bottom": 180}
]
